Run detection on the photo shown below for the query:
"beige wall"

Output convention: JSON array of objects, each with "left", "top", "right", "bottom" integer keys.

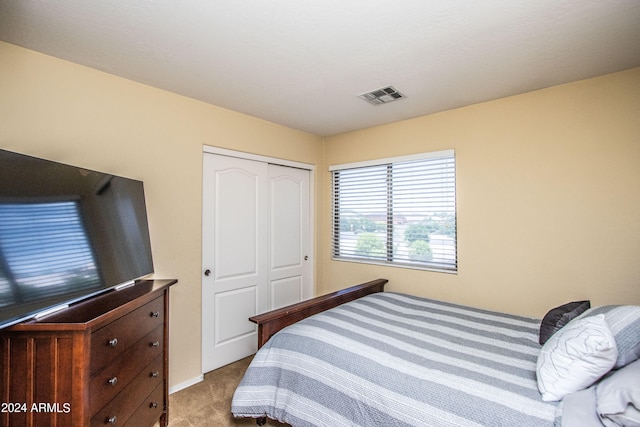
[
  {"left": 323, "top": 67, "right": 640, "bottom": 316},
  {"left": 0, "top": 42, "right": 323, "bottom": 389}
]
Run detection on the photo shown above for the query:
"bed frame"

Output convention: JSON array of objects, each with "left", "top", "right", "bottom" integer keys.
[
  {"left": 249, "top": 278, "right": 387, "bottom": 426},
  {"left": 250, "top": 278, "right": 388, "bottom": 348}
]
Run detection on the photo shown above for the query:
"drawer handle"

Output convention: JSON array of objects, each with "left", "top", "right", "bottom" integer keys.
[
  {"left": 107, "top": 376, "right": 118, "bottom": 386},
  {"left": 150, "top": 341, "right": 160, "bottom": 347},
  {"left": 150, "top": 311, "right": 159, "bottom": 318},
  {"left": 108, "top": 338, "right": 118, "bottom": 348},
  {"left": 150, "top": 402, "right": 158, "bottom": 408},
  {"left": 150, "top": 371, "right": 160, "bottom": 378},
  {"left": 106, "top": 415, "right": 117, "bottom": 424}
]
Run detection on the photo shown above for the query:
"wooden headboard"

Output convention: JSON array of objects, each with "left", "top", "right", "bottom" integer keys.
[{"left": 250, "top": 278, "right": 388, "bottom": 348}]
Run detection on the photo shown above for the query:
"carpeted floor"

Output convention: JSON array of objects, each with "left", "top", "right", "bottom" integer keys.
[{"left": 167, "top": 356, "right": 289, "bottom": 427}]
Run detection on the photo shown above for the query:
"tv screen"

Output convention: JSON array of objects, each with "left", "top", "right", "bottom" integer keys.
[{"left": 0, "top": 148, "right": 154, "bottom": 329}]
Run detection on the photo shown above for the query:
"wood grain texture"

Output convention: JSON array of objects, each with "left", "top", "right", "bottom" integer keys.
[
  {"left": 0, "top": 279, "right": 176, "bottom": 427},
  {"left": 250, "top": 278, "right": 387, "bottom": 348}
]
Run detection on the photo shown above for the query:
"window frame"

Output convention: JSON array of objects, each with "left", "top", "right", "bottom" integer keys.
[{"left": 330, "top": 149, "right": 457, "bottom": 273}]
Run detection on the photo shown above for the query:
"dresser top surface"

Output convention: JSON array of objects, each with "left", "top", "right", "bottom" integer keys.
[{"left": 3, "top": 279, "right": 177, "bottom": 331}]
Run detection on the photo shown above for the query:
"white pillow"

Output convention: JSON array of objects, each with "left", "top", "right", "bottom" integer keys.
[{"left": 536, "top": 314, "right": 618, "bottom": 402}]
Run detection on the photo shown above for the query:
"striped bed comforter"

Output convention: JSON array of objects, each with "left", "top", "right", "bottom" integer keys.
[{"left": 232, "top": 292, "right": 559, "bottom": 427}]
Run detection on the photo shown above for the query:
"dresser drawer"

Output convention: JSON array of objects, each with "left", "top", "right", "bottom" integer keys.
[
  {"left": 123, "top": 383, "right": 164, "bottom": 427},
  {"left": 91, "top": 296, "right": 164, "bottom": 374},
  {"left": 90, "top": 354, "right": 163, "bottom": 427},
  {"left": 90, "top": 325, "right": 164, "bottom": 416}
]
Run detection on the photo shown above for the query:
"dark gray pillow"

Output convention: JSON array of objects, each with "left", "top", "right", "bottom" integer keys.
[{"left": 539, "top": 300, "right": 591, "bottom": 345}]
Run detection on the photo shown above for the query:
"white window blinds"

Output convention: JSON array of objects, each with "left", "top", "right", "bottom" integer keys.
[{"left": 331, "top": 150, "right": 457, "bottom": 272}]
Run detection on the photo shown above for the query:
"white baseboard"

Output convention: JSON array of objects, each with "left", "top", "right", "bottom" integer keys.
[{"left": 169, "top": 374, "right": 204, "bottom": 394}]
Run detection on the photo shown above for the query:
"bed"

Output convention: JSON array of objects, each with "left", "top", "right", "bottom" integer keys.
[{"left": 231, "top": 279, "right": 640, "bottom": 427}]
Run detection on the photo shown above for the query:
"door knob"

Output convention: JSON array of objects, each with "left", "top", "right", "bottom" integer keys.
[{"left": 204, "top": 269, "right": 211, "bottom": 276}]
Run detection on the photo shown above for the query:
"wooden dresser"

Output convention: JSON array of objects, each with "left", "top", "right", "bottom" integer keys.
[{"left": 0, "top": 279, "right": 177, "bottom": 427}]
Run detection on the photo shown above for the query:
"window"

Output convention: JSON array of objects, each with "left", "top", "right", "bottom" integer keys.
[{"left": 331, "top": 149, "right": 456, "bottom": 272}]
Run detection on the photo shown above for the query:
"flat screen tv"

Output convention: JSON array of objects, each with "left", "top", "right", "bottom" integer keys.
[{"left": 0, "top": 148, "right": 154, "bottom": 329}]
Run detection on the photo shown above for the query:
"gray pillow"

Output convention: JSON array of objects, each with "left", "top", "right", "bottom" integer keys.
[
  {"left": 597, "top": 358, "right": 640, "bottom": 427},
  {"left": 561, "top": 386, "right": 602, "bottom": 427},
  {"left": 580, "top": 305, "right": 640, "bottom": 368},
  {"left": 539, "top": 300, "right": 591, "bottom": 345}
]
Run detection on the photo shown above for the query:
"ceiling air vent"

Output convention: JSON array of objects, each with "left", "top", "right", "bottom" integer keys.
[{"left": 358, "top": 86, "right": 405, "bottom": 105}]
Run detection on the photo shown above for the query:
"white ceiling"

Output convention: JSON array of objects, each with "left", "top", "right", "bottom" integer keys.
[{"left": 1, "top": 1, "right": 639, "bottom": 137}]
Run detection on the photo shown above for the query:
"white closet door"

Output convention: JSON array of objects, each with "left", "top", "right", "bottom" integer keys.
[
  {"left": 268, "top": 164, "right": 311, "bottom": 310},
  {"left": 202, "top": 154, "right": 268, "bottom": 373},
  {"left": 202, "top": 154, "right": 312, "bottom": 373}
]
